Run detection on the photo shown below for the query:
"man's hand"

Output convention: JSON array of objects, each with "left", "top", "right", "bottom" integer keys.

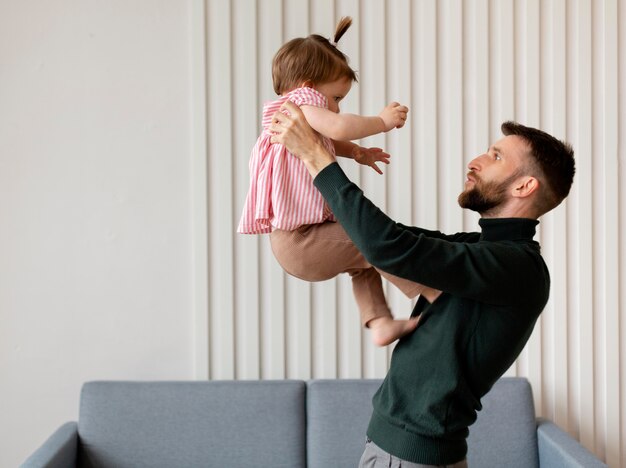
[
  {"left": 352, "top": 146, "right": 391, "bottom": 175},
  {"left": 270, "top": 101, "right": 336, "bottom": 177},
  {"left": 379, "top": 102, "right": 409, "bottom": 131}
]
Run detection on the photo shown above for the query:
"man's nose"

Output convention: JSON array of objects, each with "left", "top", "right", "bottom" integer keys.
[{"left": 468, "top": 156, "right": 481, "bottom": 172}]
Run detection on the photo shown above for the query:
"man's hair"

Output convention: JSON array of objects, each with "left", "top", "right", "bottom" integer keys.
[
  {"left": 272, "top": 17, "right": 358, "bottom": 95},
  {"left": 501, "top": 121, "right": 576, "bottom": 216}
]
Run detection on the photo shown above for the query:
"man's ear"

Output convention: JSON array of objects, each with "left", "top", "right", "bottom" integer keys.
[{"left": 511, "top": 176, "right": 539, "bottom": 199}]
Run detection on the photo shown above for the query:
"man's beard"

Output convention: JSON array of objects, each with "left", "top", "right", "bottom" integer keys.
[{"left": 458, "top": 174, "right": 513, "bottom": 214}]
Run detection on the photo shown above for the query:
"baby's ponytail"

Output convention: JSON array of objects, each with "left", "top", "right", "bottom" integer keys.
[{"left": 333, "top": 17, "right": 353, "bottom": 45}]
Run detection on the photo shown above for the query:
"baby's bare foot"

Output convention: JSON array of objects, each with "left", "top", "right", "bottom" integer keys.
[{"left": 368, "top": 316, "right": 420, "bottom": 346}]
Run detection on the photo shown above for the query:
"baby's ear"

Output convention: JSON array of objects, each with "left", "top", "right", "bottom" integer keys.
[{"left": 300, "top": 80, "right": 314, "bottom": 89}]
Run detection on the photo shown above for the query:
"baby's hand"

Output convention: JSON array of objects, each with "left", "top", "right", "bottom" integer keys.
[
  {"left": 353, "top": 146, "right": 391, "bottom": 175},
  {"left": 379, "top": 102, "right": 409, "bottom": 131}
]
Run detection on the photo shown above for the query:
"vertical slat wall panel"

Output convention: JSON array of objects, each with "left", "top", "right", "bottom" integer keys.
[
  {"left": 207, "top": 0, "right": 235, "bottom": 379},
  {"left": 232, "top": 0, "right": 260, "bottom": 380},
  {"left": 198, "top": 1, "right": 624, "bottom": 464},
  {"left": 616, "top": 1, "right": 626, "bottom": 460},
  {"left": 412, "top": 0, "right": 439, "bottom": 232},
  {"left": 191, "top": 0, "right": 209, "bottom": 379},
  {"left": 567, "top": 0, "right": 595, "bottom": 452},
  {"left": 598, "top": 2, "right": 620, "bottom": 466},
  {"left": 592, "top": 0, "right": 605, "bottom": 458},
  {"left": 437, "top": 0, "right": 464, "bottom": 234}
]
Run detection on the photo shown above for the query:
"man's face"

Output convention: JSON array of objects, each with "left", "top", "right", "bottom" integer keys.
[{"left": 458, "top": 135, "right": 530, "bottom": 214}]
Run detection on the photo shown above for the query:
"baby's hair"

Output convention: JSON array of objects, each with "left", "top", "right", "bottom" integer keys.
[
  {"left": 272, "top": 16, "right": 358, "bottom": 95},
  {"left": 333, "top": 16, "right": 352, "bottom": 44}
]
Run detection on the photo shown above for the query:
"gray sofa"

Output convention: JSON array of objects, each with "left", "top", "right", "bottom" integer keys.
[{"left": 22, "top": 377, "right": 605, "bottom": 468}]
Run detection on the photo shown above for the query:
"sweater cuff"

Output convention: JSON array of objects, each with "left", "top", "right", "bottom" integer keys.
[{"left": 313, "top": 162, "right": 351, "bottom": 199}]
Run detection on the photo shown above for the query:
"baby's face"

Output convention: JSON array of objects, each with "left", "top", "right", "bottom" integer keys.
[{"left": 314, "top": 77, "right": 352, "bottom": 113}]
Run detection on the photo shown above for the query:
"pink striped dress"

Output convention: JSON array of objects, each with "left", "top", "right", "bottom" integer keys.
[{"left": 237, "top": 87, "right": 336, "bottom": 234}]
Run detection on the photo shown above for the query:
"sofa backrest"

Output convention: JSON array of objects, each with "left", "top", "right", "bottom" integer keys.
[
  {"left": 306, "top": 379, "right": 382, "bottom": 468},
  {"left": 307, "top": 377, "right": 539, "bottom": 468},
  {"left": 77, "top": 377, "right": 538, "bottom": 467},
  {"left": 78, "top": 380, "right": 306, "bottom": 468},
  {"left": 467, "top": 377, "right": 539, "bottom": 468}
]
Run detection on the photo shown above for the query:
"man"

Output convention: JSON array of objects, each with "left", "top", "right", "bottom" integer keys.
[{"left": 270, "top": 101, "right": 575, "bottom": 467}]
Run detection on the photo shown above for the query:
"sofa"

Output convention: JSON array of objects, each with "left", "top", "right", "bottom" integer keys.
[{"left": 22, "top": 377, "right": 605, "bottom": 468}]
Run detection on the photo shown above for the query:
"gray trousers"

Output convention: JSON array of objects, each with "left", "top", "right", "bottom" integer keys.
[{"left": 359, "top": 439, "right": 468, "bottom": 468}]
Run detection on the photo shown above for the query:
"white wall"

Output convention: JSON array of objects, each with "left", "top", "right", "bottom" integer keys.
[
  {"left": 0, "top": 1, "right": 195, "bottom": 466},
  {"left": 203, "top": 1, "right": 625, "bottom": 466}
]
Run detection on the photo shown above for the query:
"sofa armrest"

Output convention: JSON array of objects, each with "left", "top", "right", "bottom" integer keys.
[
  {"left": 21, "top": 422, "right": 78, "bottom": 468},
  {"left": 537, "top": 418, "right": 606, "bottom": 468}
]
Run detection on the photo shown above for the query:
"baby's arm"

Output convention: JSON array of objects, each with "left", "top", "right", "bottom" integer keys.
[
  {"left": 333, "top": 140, "right": 359, "bottom": 157},
  {"left": 301, "top": 102, "right": 408, "bottom": 141},
  {"left": 333, "top": 140, "right": 391, "bottom": 175}
]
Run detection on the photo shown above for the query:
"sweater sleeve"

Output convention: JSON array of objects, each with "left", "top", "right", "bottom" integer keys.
[
  {"left": 313, "top": 163, "right": 543, "bottom": 305},
  {"left": 394, "top": 222, "right": 481, "bottom": 243}
]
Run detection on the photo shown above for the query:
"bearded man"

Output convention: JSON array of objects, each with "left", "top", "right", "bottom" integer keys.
[{"left": 269, "top": 103, "right": 576, "bottom": 468}]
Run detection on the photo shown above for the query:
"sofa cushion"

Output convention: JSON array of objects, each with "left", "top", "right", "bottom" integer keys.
[
  {"left": 306, "top": 379, "right": 382, "bottom": 468},
  {"left": 467, "top": 377, "right": 539, "bottom": 468},
  {"left": 78, "top": 380, "right": 306, "bottom": 468}
]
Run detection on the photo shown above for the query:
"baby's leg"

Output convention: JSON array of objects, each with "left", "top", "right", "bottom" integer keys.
[
  {"left": 377, "top": 270, "right": 442, "bottom": 303},
  {"left": 269, "top": 223, "right": 363, "bottom": 282},
  {"left": 349, "top": 267, "right": 419, "bottom": 346},
  {"left": 377, "top": 270, "right": 424, "bottom": 299},
  {"left": 270, "top": 223, "right": 418, "bottom": 345}
]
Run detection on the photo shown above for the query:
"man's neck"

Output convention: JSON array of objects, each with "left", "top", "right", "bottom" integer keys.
[{"left": 479, "top": 201, "right": 538, "bottom": 220}]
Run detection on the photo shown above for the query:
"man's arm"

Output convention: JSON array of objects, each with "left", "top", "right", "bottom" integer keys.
[
  {"left": 395, "top": 223, "right": 481, "bottom": 243},
  {"left": 313, "top": 163, "right": 538, "bottom": 305},
  {"left": 269, "top": 102, "right": 534, "bottom": 304}
]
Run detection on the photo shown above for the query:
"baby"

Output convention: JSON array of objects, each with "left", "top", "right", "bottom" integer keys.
[{"left": 239, "top": 17, "right": 429, "bottom": 345}]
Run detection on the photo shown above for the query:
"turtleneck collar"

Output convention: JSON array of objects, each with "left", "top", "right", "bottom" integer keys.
[{"left": 478, "top": 218, "right": 539, "bottom": 242}]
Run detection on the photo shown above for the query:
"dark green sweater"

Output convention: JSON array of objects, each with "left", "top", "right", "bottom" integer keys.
[{"left": 314, "top": 163, "right": 550, "bottom": 465}]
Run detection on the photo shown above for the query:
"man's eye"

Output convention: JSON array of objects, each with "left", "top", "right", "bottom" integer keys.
[{"left": 495, "top": 154, "right": 501, "bottom": 160}]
